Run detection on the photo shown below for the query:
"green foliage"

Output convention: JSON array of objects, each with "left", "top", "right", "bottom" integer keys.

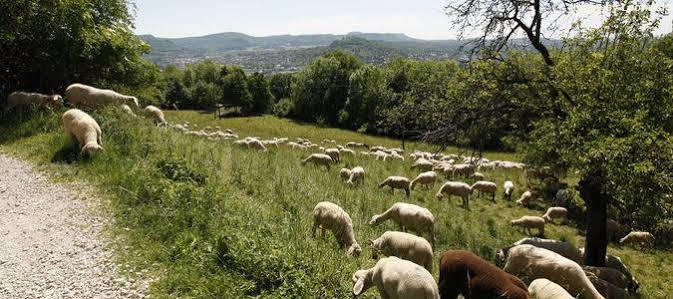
[
  {"left": 157, "top": 158, "right": 207, "bottom": 185},
  {"left": 268, "top": 73, "right": 293, "bottom": 102},
  {"left": 247, "top": 72, "right": 274, "bottom": 114}
]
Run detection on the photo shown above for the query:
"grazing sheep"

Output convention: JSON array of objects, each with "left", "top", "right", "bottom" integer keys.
[
  {"left": 410, "top": 171, "right": 437, "bottom": 190},
  {"left": 411, "top": 158, "right": 435, "bottom": 171},
  {"left": 312, "top": 201, "right": 361, "bottom": 256},
  {"left": 528, "top": 279, "right": 574, "bottom": 299},
  {"left": 5, "top": 91, "right": 62, "bottom": 111},
  {"left": 583, "top": 266, "right": 633, "bottom": 291},
  {"left": 301, "top": 154, "right": 333, "bottom": 170},
  {"left": 65, "top": 83, "right": 139, "bottom": 108},
  {"left": 619, "top": 231, "right": 654, "bottom": 247},
  {"left": 370, "top": 202, "right": 435, "bottom": 247},
  {"left": 438, "top": 250, "right": 529, "bottom": 299},
  {"left": 340, "top": 148, "right": 356, "bottom": 156},
  {"left": 120, "top": 104, "right": 135, "bottom": 116},
  {"left": 143, "top": 105, "right": 166, "bottom": 125},
  {"left": 579, "top": 248, "right": 638, "bottom": 292},
  {"left": 607, "top": 219, "right": 627, "bottom": 240},
  {"left": 498, "top": 238, "right": 583, "bottom": 265},
  {"left": 346, "top": 141, "right": 369, "bottom": 149},
  {"left": 542, "top": 207, "right": 568, "bottom": 224},
  {"left": 340, "top": 168, "right": 352, "bottom": 181},
  {"left": 352, "top": 256, "right": 439, "bottom": 298},
  {"left": 510, "top": 216, "right": 545, "bottom": 236},
  {"left": 504, "top": 181, "right": 515, "bottom": 200},
  {"left": 471, "top": 172, "right": 485, "bottom": 180},
  {"left": 245, "top": 138, "right": 268, "bottom": 151},
  {"left": 584, "top": 272, "right": 629, "bottom": 299},
  {"left": 517, "top": 191, "right": 534, "bottom": 206},
  {"left": 370, "top": 231, "right": 433, "bottom": 271},
  {"left": 62, "top": 109, "right": 103, "bottom": 156},
  {"left": 435, "top": 181, "right": 472, "bottom": 209},
  {"left": 471, "top": 180, "right": 497, "bottom": 202},
  {"left": 374, "top": 150, "right": 389, "bottom": 161},
  {"left": 451, "top": 164, "right": 475, "bottom": 177},
  {"left": 347, "top": 166, "right": 365, "bottom": 185},
  {"left": 387, "top": 151, "right": 405, "bottom": 161},
  {"left": 378, "top": 176, "right": 411, "bottom": 197},
  {"left": 503, "top": 245, "right": 604, "bottom": 299},
  {"left": 324, "top": 148, "right": 340, "bottom": 163}
]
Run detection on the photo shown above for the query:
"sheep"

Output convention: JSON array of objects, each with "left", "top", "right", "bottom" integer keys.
[
  {"left": 451, "top": 164, "right": 475, "bottom": 177},
  {"left": 411, "top": 158, "right": 435, "bottom": 171},
  {"left": 120, "top": 104, "right": 136, "bottom": 116},
  {"left": 438, "top": 250, "right": 529, "bottom": 299},
  {"left": 347, "top": 166, "right": 365, "bottom": 185},
  {"left": 410, "top": 171, "right": 437, "bottom": 191},
  {"left": 584, "top": 271, "right": 629, "bottom": 299},
  {"left": 607, "top": 219, "right": 627, "bottom": 240},
  {"left": 497, "top": 238, "right": 583, "bottom": 265},
  {"left": 312, "top": 201, "right": 361, "bottom": 256},
  {"left": 527, "top": 279, "right": 574, "bottom": 299},
  {"left": 245, "top": 138, "right": 268, "bottom": 152},
  {"left": 504, "top": 181, "right": 515, "bottom": 200},
  {"left": 471, "top": 172, "right": 485, "bottom": 180},
  {"left": 65, "top": 83, "right": 139, "bottom": 108},
  {"left": 369, "top": 202, "right": 435, "bottom": 247},
  {"left": 578, "top": 248, "right": 638, "bottom": 292},
  {"left": 517, "top": 191, "right": 534, "bottom": 206},
  {"left": 369, "top": 231, "right": 433, "bottom": 271},
  {"left": 4, "top": 91, "right": 62, "bottom": 111},
  {"left": 346, "top": 141, "right": 369, "bottom": 149},
  {"left": 378, "top": 176, "right": 411, "bottom": 197},
  {"left": 435, "top": 181, "right": 472, "bottom": 210},
  {"left": 339, "top": 148, "right": 356, "bottom": 156},
  {"left": 352, "top": 256, "right": 439, "bottom": 298},
  {"left": 619, "top": 231, "right": 654, "bottom": 247},
  {"left": 387, "top": 152, "right": 405, "bottom": 161},
  {"left": 374, "top": 150, "right": 389, "bottom": 161},
  {"left": 503, "top": 244, "right": 604, "bottom": 299},
  {"left": 340, "top": 168, "right": 352, "bottom": 181},
  {"left": 300, "top": 153, "right": 333, "bottom": 170},
  {"left": 62, "top": 109, "right": 104, "bottom": 156},
  {"left": 510, "top": 216, "right": 545, "bottom": 236},
  {"left": 471, "top": 180, "right": 497, "bottom": 202},
  {"left": 143, "top": 105, "right": 166, "bottom": 125},
  {"left": 324, "top": 148, "right": 340, "bottom": 163},
  {"left": 542, "top": 207, "right": 568, "bottom": 224},
  {"left": 583, "top": 266, "right": 633, "bottom": 291}
]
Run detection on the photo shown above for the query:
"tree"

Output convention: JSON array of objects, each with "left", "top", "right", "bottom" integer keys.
[
  {"left": 269, "top": 73, "right": 293, "bottom": 103},
  {"left": 219, "top": 66, "right": 252, "bottom": 110},
  {"left": 247, "top": 72, "right": 273, "bottom": 115},
  {"left": 340, "top": 65, "right": 391, "bottom": 132}
]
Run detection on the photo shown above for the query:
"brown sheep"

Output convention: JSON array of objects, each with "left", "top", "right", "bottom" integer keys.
[{"left": 438, "top": 250, "right": 529, "bottom": 299}]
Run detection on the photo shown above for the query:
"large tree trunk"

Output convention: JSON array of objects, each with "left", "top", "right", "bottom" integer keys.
[{"left": 578, "top": 172, "right": 608, "bottom": 266}]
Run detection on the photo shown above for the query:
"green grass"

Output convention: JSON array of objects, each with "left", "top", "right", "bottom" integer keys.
[{"left": 0, "top": 107, "right": 670, "bottom": 298}]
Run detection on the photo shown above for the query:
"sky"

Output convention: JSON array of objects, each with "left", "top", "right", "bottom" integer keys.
[{"left": 133, "top": 0, "right": 672, "bottom": 39}]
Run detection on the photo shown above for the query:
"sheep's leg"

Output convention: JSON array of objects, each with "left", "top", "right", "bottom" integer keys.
[
  {"left": 491, "top": 192, "right": 495, "bottom": 202},
  {"left": 311, "top": 223, "right": 317, "bottom": 237},
  {"left": 404, "top": 187, "right": 410, "bottom": 197}
]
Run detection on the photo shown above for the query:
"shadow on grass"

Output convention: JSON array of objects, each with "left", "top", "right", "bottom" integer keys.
[{"left": 50, "top": 145, "right": 81, "bottom": 164}]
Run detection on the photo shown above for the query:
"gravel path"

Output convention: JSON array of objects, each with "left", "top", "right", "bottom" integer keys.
[{"left": 0, "top": 154, "right": 146, "bottom": 298}]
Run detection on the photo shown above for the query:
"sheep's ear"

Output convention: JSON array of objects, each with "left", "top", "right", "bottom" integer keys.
[{"left": 353, "top": 278, "right": 365, "bottom": 296}]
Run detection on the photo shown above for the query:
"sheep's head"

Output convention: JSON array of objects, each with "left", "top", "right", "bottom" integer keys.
[
  {"left": 352, "top": 269, "right": 373, "bottom": 297},
  {"left": 542, "top": 215, "right": 551, "bottom": 223},
  {"left": 51, "top": 95, "right": 64, "bottom": 106},
  {"left": 369, "top": 215, "right": 380, "bottom": 226},
  {"left": 369, "top": 240, "right": 380, "bottom": 260},
  {"left": 129, "top": 96, "right": 139, "bottom": 108},
  {"left": 346, "top": 243, "right": 361, "bottom": 257},
  {"left": 82, "top": 142, "right": 104, "bottom": 156},
  {"left": 435, "top": 192, "right": 444, "bottom": 200}
]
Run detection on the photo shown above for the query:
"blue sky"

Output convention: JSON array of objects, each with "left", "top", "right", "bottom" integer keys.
[{"left": 133, "top": 1, "right": 672, "bottom": 39}]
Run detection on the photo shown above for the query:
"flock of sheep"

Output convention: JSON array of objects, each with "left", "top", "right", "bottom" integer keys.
[{"left": 5, "top": 85, "right": 658, "bottom": 299}]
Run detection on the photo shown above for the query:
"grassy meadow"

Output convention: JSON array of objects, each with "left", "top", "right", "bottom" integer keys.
[{"left": 0, "top": 107, "right": 671, "bottom": 298}]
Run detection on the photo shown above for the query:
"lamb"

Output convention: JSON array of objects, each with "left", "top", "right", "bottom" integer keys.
[
  {"left": 65, "top": 83, "right": 139, "bottom": 108},
  {"left": 411, "top": 158, "right": 435, "bottom": 171},
  {"left": 584, "top": 272, "right": 629, "bottom": 299},
  {"left": 527, "top": 279, "right": 574, "bottom": 299},
  {"left": 497, "top": 237, "right": 583, "bottom": 265},
  {"left": 369, "top": 231, "right": 433, "bottom": 271},
  {"left": 340, "top": 168, "right": 352, "bottom": 181},
  {"left": 583, "top": 266, "right": 633, "bottom": 291},
  {"left": 471, "top": 180, "right": 497, "bottom": 202},
  {"left": 510, "top": 216, "right": 545, "bottom": 236},
  {"left": 369, "top": 202, "right": 435, "bottom": 247},
  {"left": 143, "top": 105, "right": 166, "bottom": 125},
  {"left": 301, "top": 153, "right": 333, "bottom": 170},
  {"left": 62, "top": 109, "right": 104, "bottom": 156},
  {"left": 504, "top": 181, "right": 515, "bottom": 200},
  {"left": 619, "top": 231, "right": 654, "bottom": 247},
  {"left": 378, "top": 176, "right": 411, "bottom": 197},
  {"left": 503, "top": 244, "right": 604, "bottom": 299},
  {"left": 311, "top": 201, "right": 361, "bottom": 256},
  {"left": 435, "top": 181, "right": 472, "bottom": 210},
  {"left": 4, "top": 91, "right": 62, "bottom": 111},
  {"left": 352, "top": 256, "right": 439, "bottom": 298},
  {"left": 438, "top": 250, "right": 529, "bottom": 299},
  {"left": 120, "top": 104, "right": 136, "bottom": 116},
  {"left": 542, "top": 207, "right": 568, "bottom": 224},
  {"left": 347, "top": 166, "right": 365, "bottom": 185},
  {"left": 517, "top": 191, "right": 534, "bottom": 206},
  {"left": 410, "top": 171, "right": 437, "bottom": 190},
  {"left": 324, "top": 148, "right": 340, "bottom": 163}
]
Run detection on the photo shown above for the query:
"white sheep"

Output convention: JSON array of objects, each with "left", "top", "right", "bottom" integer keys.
[
  {"left": 143, "top": 105, "right": 166, "bottom": 125},
  {"left": 584, "top": 271, "right": 629, "bottom": 299},
  {"left": 411, "top": 158, "right": 434, "bottom": 171},
  {"left": 542, "top": 207, "right": 568, "bottom": 224},
  {"left": 312, "top": 201, "right": 361, "bottom": 256},
  {"left": 340, "top": 148, "right": 356, "bottom": 156},
  {"left": 410, "top": 171, "right": 437, "bottom": 190},
  {"left": 510, "top": 216, "right": 545, "bottom": 236},
  {"left": 120, "top": 104, "right": 136, "bottom": 116},
  {"left": 369, "top": 231, "right": 433, "bottom": 271},
  {"left": 4, "top": 91, "right": 62, "bottom": 111},
  {"left": 378, "top": 176, "right": 411, "bottom": 197},
  {"left": 471, "top": 180, "right": 497, "bottom": 202},
  {"left": 352, "top": 256, "right": 439, "bottom": 298},
  {"left": 619, "top": 231, "right": 654, "bottom": 247},
  {"left": 578, "top": 248, "right": 638, "bottom": 292},
  {"left": 451, "top": 164, "right": 475, "bottom": 177},
  {"left": 62, "top": 109, "right": 103, "bottom": 156},
  {"left": 347, "top": 166, "right": 365, "bottom": 185},
  {"left": 504, "top": 181, "right": 515, "bottom": 200},
  {"left": 324, "top": 148, "right": 340, "bottom": 163},
  {"left": 471, "top": 172, "right": 485, "bottom": 180},
  {"left": 435, "top": 181, "right": 471, "bottom": 209},
  {"left": 65, "top": 83, "right": 139, "bottom": 108},
  {"left": 246, "top": 138, "right": 268, "bottom": 152},
  {"left": 340, "top": 168, "right": 352, "bottom": 181},
  {"left": 370, "top": 202, "right": 435, "bottom": 247},
  {"left": 528, "top": 278, "right": 574, "bottom": 299},
  {"left": 517, "top": 190, "right": 534, "bottom": 206},
  {"left": 498, "top": 237, "right": 583, "bottom": 265},
  {"left": 301, "top": 153, "right": 333, "bottom": 170},
  {"left": 503, "top": 244, "right": 604, "bottom": 299}
]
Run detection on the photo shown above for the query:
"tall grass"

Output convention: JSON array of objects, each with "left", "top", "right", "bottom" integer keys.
[{"left": 0, "top": 108, "right": 670, "bottom": 298}]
